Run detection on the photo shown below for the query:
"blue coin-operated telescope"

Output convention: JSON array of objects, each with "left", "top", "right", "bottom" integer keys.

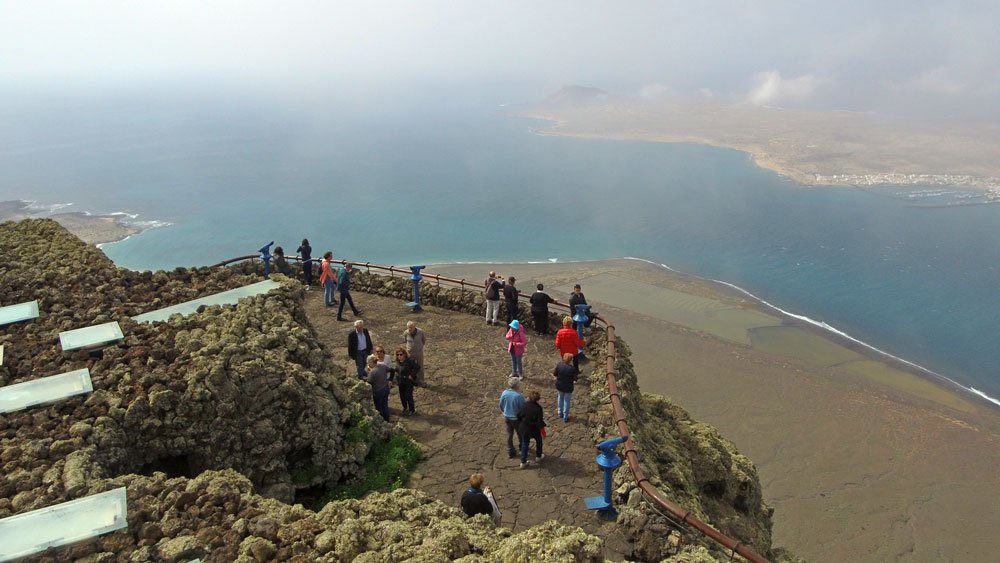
[
  {"left": 407, "top": 265, "right": 426, "bottom": 311},
  {"left": 584, "top": 434, "right": 628, "bottom": 519},
  {"left": 259, "top": 241, "right": 275, "bottom": 279},
  {"left": 573, "top": 304, "right": 591, "bottom": 360}
]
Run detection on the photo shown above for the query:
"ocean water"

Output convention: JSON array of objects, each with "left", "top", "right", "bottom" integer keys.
[{"left": 3, "top": 87, "right": 1000, "bottom": 401}]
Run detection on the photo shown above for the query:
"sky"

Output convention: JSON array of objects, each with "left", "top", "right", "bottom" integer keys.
[{"left": 2, "top": 1, "right": 998, "bottom": 116}]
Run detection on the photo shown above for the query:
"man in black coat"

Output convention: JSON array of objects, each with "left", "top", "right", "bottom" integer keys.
[
  {"left": 348, "top": 320, "right": 373, "bottom": 379},
  {"left": 503, "top": 276, "right": 519, "bottom": 325},
  {"left": 569, "top": 284, "right": 591, "bottom": 329},
  {"left": 529, "top": 283, "right": 555, "bottom": 335}
]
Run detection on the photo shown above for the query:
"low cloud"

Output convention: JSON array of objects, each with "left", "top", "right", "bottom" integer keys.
[
  {"left": 638, "top": 83, "right": 672, "bottom": 100},
  {"left": 899, "top": 67, "right": 966, "bottom": 95},
  {"left": 746, "top": 71, "right": 820, "bottom": 106}
]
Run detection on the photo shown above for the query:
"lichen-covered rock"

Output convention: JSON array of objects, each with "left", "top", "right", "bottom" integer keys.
[
  {"left": 663, "top": 545, "right": 724, "bottom": 563},
  {"left": 48, "top": 470, "right": 603, "bottom": 562},
  {"left": 0, "top": 219, "right": 384, "bottom": 512}
]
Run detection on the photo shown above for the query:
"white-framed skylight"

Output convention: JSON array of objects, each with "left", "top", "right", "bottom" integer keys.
[
  {"left": 0, "top": 368, "right": 93, "bottom": 414},
  {"left": 0, "top": 487, "right": 128, "bottom": 562}
]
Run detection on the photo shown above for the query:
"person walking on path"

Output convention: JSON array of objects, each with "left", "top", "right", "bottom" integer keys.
[
  {"left": 503, "top": 276, "right": 520, "bottom": 325},
  {"left": 365, "top": 354, "right": 392, "bottom": 422},
  {"left": 516, "top": 390, "right": 546, "bottom": 469},
  {"left": 348, "top": 320, "right": 373, "bottom": 379},
  {"left": 555, "top": 316, "right": 587, "bottom": 371},
  {"left": 529, "top": 283, "right": 555, "bottom": 335},
  {"left": 553, "top": 352, "right": 580, "bottom": 422},
  {"left": 319, "top": 251, "right": 339, "bottom": 307},
  {"left": 505, "top": 319, "right": 528, "bottom": 378},
  {"left": 461, "top": 473, "right": 500, "bottom": 524},
  {"left": 498, "top": 377, "right": 525, "bottom": 459},
  {"left": 296, "top": 238, "right": 313, "bottom": 288},
  {"left": 404, "top": 321, "right": 427, "bottom": 386},
  {"left": 336, "top": 262, "right": 363, "bottom": 320},
  {"left": 484, "top": 271, "right": 503, "bottom": 326},
  {"left": 393, "top": 347, "right": 418, "bottom": 415},
  {"left": 569, "top": 284, "right": 589, "bottom": 329}
]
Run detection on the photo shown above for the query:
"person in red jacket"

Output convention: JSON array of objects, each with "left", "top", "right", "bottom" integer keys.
[{"left": 554, "top": 315, "right": 586, "bottom": 370}]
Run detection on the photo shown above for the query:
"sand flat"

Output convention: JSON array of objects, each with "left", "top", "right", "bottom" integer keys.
[
  {"left": 517, "top": 99, "right": 1000, "bottom": 190},
  {"left": 430, "top": 259, "right": 1000, "bottom": 562}
]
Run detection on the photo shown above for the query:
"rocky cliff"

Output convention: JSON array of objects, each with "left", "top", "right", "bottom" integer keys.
[
  {"left": 0, "top": 219, "right": 611, "bottom": 561},
  {"left": 1, "top": 219, "right": 794, "bottom": 561}
]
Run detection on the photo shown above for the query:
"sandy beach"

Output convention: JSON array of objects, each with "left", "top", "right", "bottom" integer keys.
[
  {"left": 0, "top": 200, "right": 138, "bottom": 245},
  {"left": 429, "top": 259, "right": 1000, "bottom": 562}
]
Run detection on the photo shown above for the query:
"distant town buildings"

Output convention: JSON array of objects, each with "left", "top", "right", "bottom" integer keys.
[{"left": 815, "top": 173, "right": 1000, "bottom": 201}]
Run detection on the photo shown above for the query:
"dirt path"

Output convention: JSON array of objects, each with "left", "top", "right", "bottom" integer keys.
[{"left": 305, "top": 289, "right": 631, "bottom": 558}]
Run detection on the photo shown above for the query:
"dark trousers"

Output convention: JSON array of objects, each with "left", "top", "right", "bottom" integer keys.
[
  {"left": 504, "top": 418, "right": 522, "bottom": 456},
  {"left": 398, "top": 383, "right": 415, "bottom": 412},
  {"left": 532, "top": 311, "right": 548, "bottom": 334},
  {"left": 354, "top": 354, "right": 367, "bottom": 379},
  {"left": 373, "top": 386, "right": 390, "bottom": 421},
  {"left": 520, "top": 429, "right": 543, "bottom": 463},
  {"left": 338, "top": 290, "right": 359, "bottom": 318},
  {"left": 303, "top": 262, "right": 313, "bottom": 286},
  {"left": 505, "top": 301, "right": 518, "bottom": 324}
]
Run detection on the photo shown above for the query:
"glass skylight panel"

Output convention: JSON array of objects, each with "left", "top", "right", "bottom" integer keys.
[
  {"left": 133, "top": 280, "right": 281, "bottom": 323},
  {"left": 0, "top": 301, "right": 39, "bottom": 326},
  {"left": 59, "top": 321, "right": 124, "bottom": 351},
  {"left": 0, "top": 487, "right": 128, "bottom": 562},
  {"left": 0, "top": 368, "right": 93, "bottom": 414}
]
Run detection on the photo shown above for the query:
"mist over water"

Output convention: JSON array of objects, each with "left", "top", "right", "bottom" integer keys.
[{"left": 4, "top": 85, "right": 1000, "bottom": 399}]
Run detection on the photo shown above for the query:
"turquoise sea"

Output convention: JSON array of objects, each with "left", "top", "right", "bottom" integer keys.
[{"left": 3, "top": 86, "right": 1000, "bottom": 402}]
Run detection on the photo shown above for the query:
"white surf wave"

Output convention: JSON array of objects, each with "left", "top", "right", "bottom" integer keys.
[
  {"left": 621, "top": 256, "right": 1000, "bottom": 408},
  {"left": 969, "top": 388, "right": 1000, "bottom": 408},
  {"left": 23, "top": 200, "right": 74, "bottom": 214}
]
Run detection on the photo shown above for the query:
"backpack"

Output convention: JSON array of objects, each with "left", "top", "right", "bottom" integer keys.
[{"left": 485, "top": 279, "right": 500, "bottom": 300}]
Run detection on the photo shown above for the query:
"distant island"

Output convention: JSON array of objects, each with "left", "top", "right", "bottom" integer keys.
[
  {"left": 517, "top": 86, "right": 1000, "bottom": 195},
  {"left": 0, "top": 200, "right": 139, "bottom": 245}
]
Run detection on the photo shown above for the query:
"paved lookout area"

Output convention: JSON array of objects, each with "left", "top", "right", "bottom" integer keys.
[{"left": 305, "top": 289, "right": 632, "bottom": 558}]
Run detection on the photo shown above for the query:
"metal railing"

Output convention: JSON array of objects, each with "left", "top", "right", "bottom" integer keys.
[{"left": 215, "top": 256, "right": 768, "bottom": 562}]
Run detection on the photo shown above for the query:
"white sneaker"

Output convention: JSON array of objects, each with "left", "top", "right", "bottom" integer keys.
[
  {"left": 519, "top": 462, "right": 528, "bottom": 469},
  {"left": 536, "top": 454, "right": 545, "bottom": 461}
]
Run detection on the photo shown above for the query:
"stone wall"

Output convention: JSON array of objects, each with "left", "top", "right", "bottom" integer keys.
[{"left": 349, "top": 269, "right": 568, "bottom": 333}]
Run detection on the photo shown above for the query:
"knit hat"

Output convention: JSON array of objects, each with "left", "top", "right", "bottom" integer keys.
[{"left": 509, "top": 320, "right": 520, "bottom": 330}]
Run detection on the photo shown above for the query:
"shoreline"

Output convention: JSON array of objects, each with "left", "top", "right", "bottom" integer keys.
[
  {"left": 0, "top": 199, "right": 144, "bottom": 246},
  {"left": 426, "top": 258, "right": 1000, "bottom": 561},
  {"left": 427, "top": 256, "right": 999, "bottom": 409},
  {"left": 517, "top": 110, "right": 1000, "bottom": 194}
]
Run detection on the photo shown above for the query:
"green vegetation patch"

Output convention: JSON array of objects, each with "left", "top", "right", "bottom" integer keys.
[
  {"left": 344, "top": 410, "right": 373, "bottom": 444},
  {"left": 317, "top": 432, "right": 422, "bottom": 507}
]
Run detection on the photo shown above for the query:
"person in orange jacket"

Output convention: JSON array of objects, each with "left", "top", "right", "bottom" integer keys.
[{"left": 554, "top": 315, "right": 586, "bottom": 370}]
